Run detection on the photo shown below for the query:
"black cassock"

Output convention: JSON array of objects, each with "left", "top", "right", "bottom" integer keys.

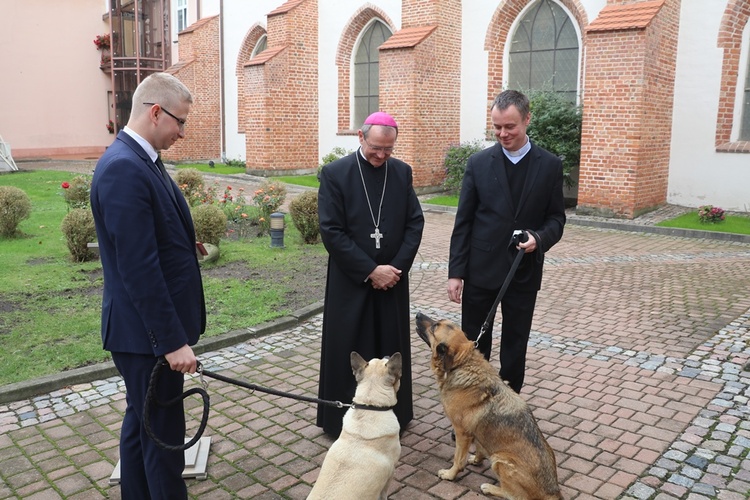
[{"left": 316, "top": 150, "right": 424, "bottom": 436}]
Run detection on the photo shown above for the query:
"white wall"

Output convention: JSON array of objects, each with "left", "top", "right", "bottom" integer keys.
[
  {"left": 669, "top": 1, "right": 750, "bottom": 211},
  {"left": 0, "top": 0, "right": 113, "bottom": 155},
  {"left": 220, "top": 1, "right": 280, "bottom": 161}
]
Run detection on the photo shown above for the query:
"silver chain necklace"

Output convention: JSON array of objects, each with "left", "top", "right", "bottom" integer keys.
[{"left": 355, "top": 152, "right": 388, "bottom": 249}]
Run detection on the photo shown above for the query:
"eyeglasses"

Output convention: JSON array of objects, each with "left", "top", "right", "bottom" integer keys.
[
  {"left": 143, "top": 102, "right": 186, "bottom": 129},
  {"left": 364, "top": 139, "right": 395, "bottom": 154}
]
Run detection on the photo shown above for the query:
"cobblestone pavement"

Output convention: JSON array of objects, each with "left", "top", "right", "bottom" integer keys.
[{"left": 2, "top": 160, "right": 750, "bottom": 499}]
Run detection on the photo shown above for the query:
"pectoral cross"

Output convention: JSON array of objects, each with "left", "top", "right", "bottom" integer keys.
[{"left": 370, "top": 228, "right": 383, "bottom": 249}]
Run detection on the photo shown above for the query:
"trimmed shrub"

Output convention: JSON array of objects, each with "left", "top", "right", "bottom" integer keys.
[
  {"left": 527, "top": 89, "right": 582, "bottom": 188},
  {"left": 175, "top": 168, "right": 205, "bottom": 206},
  {"left": 60, "top": 208, "right": 97, "bottom": 262},
  {"left": 442, "top": 140, "right": 485, "bottom": 195},
  {"left": 62, "top": 175, "right": 92, "bottom": 209},
  {"left": 289, "top": 191, "right": 320, "bottom": 244},
  {"left": 191, "top": 203, "right": 227, "bottom": 246},
  {"left": 0, "top": 186, "right": 32, "bottom": 238}
]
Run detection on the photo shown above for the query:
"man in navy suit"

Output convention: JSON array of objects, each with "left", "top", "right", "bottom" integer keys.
[
  {"left": 91, "top": 72, "right": 205, "bottom": 499},
  {"left": 447, "top": 90, "right": 566, "bottom": 394}
]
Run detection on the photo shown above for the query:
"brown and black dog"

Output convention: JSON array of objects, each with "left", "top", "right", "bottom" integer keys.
[{"left": 415, "top": 312, "right": 562, "bottom": 499}]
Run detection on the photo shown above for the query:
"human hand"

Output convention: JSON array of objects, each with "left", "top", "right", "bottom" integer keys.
[
  {"left": 368, "top": 265, "right": 402, "bottom": 290},
  {"left": 518, "top": 232, "right": 537, "bottom": 253},
  {"left": 447, "top": 278, "right": 463, "bottom": 304},
  {"left": 164, "top": 344, "right": 197, "bottom": 374}
]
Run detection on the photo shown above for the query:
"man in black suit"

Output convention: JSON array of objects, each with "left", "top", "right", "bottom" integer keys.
[
  {"left": 91, "top": 72, "right": 205, "bottom": 499},
  {"left": 447, "top": 89, "right": 566, "bottom": 393}
]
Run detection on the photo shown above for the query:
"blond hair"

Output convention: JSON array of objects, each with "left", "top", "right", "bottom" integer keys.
[{"left": 130, "top": 73, "right": 193, "bottom": 119}]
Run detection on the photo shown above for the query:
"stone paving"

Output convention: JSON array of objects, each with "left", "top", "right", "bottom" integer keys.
[{"left": 2, "top": 161, "right": 750, "bottom": 499}]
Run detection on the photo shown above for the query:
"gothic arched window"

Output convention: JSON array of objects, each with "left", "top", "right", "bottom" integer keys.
[
  {"left": 252, "top": 35, "right": 267, "bottom": 58},
  {"left": 353, "top": 21, "right": 392, "bottom": 127},
  {"left": 508, "top": 0, "right": 579, "bottom": 101}
]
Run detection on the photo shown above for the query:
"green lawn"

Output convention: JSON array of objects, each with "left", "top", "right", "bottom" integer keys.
[
  {"left": 0, "top": 170, "right": 327, "bottom": 386},
  {"left": 423, "top": 194, "right": 459, "bottom": 207},
  {"left": 656, "top": 212, "right": 750, "bottom": 235},
  {"left": 275, "top": 174, "right": 320, "bottom": 188},
  {"left": 175, "top": 162, "right": 247, "bottom": 175}
]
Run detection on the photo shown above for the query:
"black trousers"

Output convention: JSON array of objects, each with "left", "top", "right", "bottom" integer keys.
[{"left": 461, "top": 283, "right": 538, "bottom": 393}]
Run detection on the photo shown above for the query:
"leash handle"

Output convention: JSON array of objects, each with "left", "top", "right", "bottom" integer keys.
[{"left": 143, "top": 357, "right": 211, "bottom": 452}]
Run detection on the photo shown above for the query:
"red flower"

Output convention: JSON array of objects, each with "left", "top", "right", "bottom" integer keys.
[{"left": 61, "top": 182, "right": 70, "bottom": 189}]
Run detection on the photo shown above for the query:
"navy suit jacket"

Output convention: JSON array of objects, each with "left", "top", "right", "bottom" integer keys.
[
  {"left": 90, "top": 131, "right": 205, "bottom": 356},
  {"left": 449, "top": 142, "right": 566, "bottom": 291}
]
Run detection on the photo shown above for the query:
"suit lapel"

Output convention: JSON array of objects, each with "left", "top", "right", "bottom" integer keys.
[
  {"left": 117, "top": 133, "right": 193, "bottom": 236},
  {"left": 490, "top": 143, "right": 515, "bottom": 213},
  {"left": 515, "top": 144, "right": 541, "bottom": 217}
]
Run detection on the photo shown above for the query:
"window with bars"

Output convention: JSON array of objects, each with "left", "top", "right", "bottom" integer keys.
[
  {"left": 508, "top": 0, "right": 579, "bottom": 102},
  {"left": 353, "top": 21, "right": 392, "bottom": 127}
]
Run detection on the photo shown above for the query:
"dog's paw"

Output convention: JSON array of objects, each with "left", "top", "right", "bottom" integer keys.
[
  {"left": 438, "top": 468, "right": 458, "bottom": 481},
  {"left": 468, "top": 453, "right": 483, "bottom": 465},
  {"left": 480, "top": 483, "right": 503, "bottom": 496}
]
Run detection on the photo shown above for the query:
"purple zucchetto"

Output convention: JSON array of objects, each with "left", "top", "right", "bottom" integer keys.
[{"left": 363, "top": 111, "right": 398, "bottom": 129}]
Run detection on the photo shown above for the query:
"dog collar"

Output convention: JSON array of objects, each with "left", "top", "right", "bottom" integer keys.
[{"left": 348, "top": 402, "right": 396, "bottom": 412}]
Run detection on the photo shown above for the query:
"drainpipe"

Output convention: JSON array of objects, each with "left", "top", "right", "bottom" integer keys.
[{"left": 219, "top": 0, "right": 226, "bottom": 162}]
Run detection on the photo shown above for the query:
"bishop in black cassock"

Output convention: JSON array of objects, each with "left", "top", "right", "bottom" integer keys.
[{"left": 316, "top": 113, "right": 424, "bottom": 437}]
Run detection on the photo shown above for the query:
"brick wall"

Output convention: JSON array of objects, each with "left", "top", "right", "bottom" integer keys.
[
  {"left": 379, "top": 0, "right": 462, "bottom": 189},
  {"left": 236, "top": 25, "right": 267, "bottom": 135},
  {"left": 242, "top": 0, "right": 318, "bottom": 175},
  {"left": 716, "top": 0, "right": 750, "bottom": 152},
  {"left": 335, "top": 6, "right": 395, "bottom": 133},
  {"left": 162, "top": 16, "right": 221, "bottom": 162},
  {"left": 577, "top": 0, "right": 681, "bottom": 218}
]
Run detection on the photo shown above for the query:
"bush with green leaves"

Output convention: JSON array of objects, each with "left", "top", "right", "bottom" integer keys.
[
  {"left": 61, "top": 175, "right": 92, "bottom": 210},
  {"left": 60, "top": 208, "right": 97, "bottom": 262},
  {"left": 318, "top": 146, "right": 353, "bottom": 179},
  {"left": 0, "top": 185, "right": 32, "bottom": 238},
  {"left": 289, "top": 191, "right": 320, "bottom": 244},
  {"left": 175, "top": 168, "right": 206, "bottom": 207},
  {"left": 442, "top": 140, "right": 485, "bottom": 194},
  {"left": 191, "top": 203, "right": 227, "bottom": 246},
  {"left": 526, "top": 89, "right": 582, "bottom": 188},
  {"left": 252, "top": 180, "right": 287, "bottom": 234}
]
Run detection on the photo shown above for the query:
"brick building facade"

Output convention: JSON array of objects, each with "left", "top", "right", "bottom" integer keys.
[{"left": 161, "top": 0, "right": 750, "bottom": 216}]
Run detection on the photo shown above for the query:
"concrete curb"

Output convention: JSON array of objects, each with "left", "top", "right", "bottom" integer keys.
[{"left": 0, "top": 301, "right": 324, "bottom": 405}]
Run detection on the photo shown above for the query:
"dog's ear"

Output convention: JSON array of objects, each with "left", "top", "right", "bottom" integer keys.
[
  {"left": 350, "top": 351, "right": 368, "bottom": 381},
  {"left": 436, "top": 342, "right": 454, "bottom": 372},
  {"left": 387, "top": 352, "right": 402, "bottom": 380}
]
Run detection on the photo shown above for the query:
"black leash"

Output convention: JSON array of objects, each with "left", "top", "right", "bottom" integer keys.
[
  {"left": 473, "top": 229, "right": 542, "bottom": 350},
  {"left": 144, "top": 357, "right": 395, "bottom": 451}
]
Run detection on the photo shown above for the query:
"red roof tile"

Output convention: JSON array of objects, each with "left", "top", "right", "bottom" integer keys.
[
  {"left": 244, "top": 46, "right": 287, "bottom": 67},
  {"left": 268, "top": 0, "right": 306, "bottom": 17},
  {"left": 586, "top": 0, "right": 664, "bottom": 32},
  {"left": 179, "top": 15, "right": 218, "bottom": 34},
  {"left": 379, "top": 25, "right": 438, "bottom": 50}
]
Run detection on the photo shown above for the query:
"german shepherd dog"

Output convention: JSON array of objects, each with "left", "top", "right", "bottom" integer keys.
[
  {"left": 415, "top": 313, "right": 562, "bottom": 499},
  {"left": 307, "top": 352, "right": 402, "bottom": 500}
]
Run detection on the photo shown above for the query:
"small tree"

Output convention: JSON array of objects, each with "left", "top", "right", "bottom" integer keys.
[
  {"left": 191, "top": 204, "right": 227, "bottom": 246},
  {"left": 526, "top": 89, "right": 582, "bottom": 188},
  {"left": 289, "top": 191, "right": 320, "bottom": 244},
  {"left": 61, "top": 208, "right": 97, "bottom": 262},
  {"left": 0, "top": 186, "right": 32, "bottom": 238}
]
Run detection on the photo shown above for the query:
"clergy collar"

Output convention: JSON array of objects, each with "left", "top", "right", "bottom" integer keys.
[{"left": 502, "top": 136, "right": 531, "bottom": 164}]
